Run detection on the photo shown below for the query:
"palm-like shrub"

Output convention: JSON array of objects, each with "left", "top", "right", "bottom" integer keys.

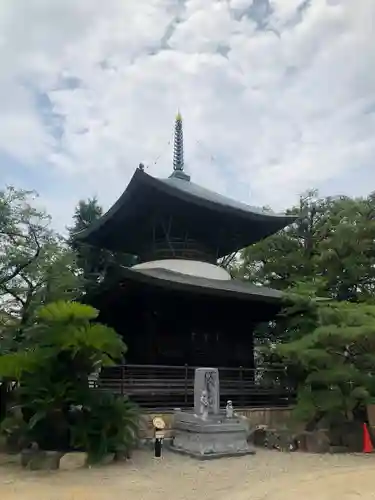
[
  {"left": 70, "top": 390, "right": 139, "bottom": 463},
  {"left": 0, "top": 301, "right": 139, "bottom": 462}
]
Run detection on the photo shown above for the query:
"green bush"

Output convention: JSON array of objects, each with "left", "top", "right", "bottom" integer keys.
[
  {"left": 70, "top": 390, "right": 139, "bottom": 464},
  {"left": 0, "top": 412, "right": 29, "bottom": 453},
  {"left": 0, "top": 301, "right": 139, "bottom": 463}
]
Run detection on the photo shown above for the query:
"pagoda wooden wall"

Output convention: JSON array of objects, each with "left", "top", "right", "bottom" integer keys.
[{"left": 94, "top": 280, "right": 275, "bottom": 369}]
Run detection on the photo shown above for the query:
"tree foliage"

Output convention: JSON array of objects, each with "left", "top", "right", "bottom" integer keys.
[
  {"left": 0, "top": 187, "right": 82, "bottom": 339},
  {"left": 239, "top": 190, "right": 375, "bottom": 301},
  {"left": 0, "top": 190, "right": 140, "bottom": 457},
  {"left": 267, "top": 291, "right": 375, "bottom": 428},
  {"left": 0, "top": 187, "right": 49, "bottom": 288},
  {"left": 238, "top": 190, "right": 375, "bottom": 428},
  {"left": 68, "top": 197, "right": 136, "bottom": 295},
  {"left": 0, "top": 187, "right": 83, "bottom": 419},
  {"left": 68, "top": 198, "right": 107, "bottom": 289},
  {"left": 0, "top": 301, "right": 139, "bottom": 462}
]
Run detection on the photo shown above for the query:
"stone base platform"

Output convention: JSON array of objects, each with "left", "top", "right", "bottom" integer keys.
[
  {"left": 170, "top": 410, "right": 255, "bottom": 460},
  {"left": 169, "top": 446, "right": 255, "bottom": 460}
]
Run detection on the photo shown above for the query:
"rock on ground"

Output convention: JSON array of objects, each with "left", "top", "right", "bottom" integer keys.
[{"left": 59, "top": 452, "right": 87, "bottom": 470}]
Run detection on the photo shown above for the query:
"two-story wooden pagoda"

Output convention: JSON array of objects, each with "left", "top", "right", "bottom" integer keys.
[{"left": 75, "top": 114, "right": 296, "bottom": 408}]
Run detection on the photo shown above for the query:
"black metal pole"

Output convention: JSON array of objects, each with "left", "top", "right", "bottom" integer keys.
[
  {"left": 152, "top": 417, "right": 166, "bottom": 459},
  {"left": 154, "top": 436, "right": 162, "bottom": 458}
]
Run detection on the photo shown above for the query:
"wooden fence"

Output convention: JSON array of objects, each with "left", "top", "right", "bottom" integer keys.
[{"left": 97, "top": 364, "right": 296, "bottom": 410}]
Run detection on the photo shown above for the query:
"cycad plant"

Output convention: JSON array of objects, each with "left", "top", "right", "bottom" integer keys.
[{"left": 0, "top": 301, "right": 139, "bottom": 463}]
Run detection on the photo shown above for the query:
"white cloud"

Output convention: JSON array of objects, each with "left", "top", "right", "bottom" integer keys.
[{"left": 0, "top": 0, "right": 375, "bottom": 229}]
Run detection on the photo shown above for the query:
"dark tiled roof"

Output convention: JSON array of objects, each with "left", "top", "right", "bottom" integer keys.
[
  {"left": 120, "top": 266, "right": 284, "bottom": 303},
  {"left": 160, "top": 176, "right": 277, "bottom": 217},
  {"left": 74, "top": 168, "right": 296, "bottom": 256}
]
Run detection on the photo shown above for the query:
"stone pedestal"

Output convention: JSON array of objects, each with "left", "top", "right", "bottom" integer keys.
[{"left": 171, "top": 411, "right": 255, "bottom": 459}]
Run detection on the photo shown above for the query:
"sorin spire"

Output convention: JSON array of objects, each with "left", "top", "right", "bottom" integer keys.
[
  {"left": 173, "top": 111, "right": 184, "bottom": 171},
  {"left": 170, "top": 111, "right": 190, "bottom": 181}
]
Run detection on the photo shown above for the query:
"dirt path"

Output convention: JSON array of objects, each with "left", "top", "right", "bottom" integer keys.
[{"left": 0, "top": 449, "right": 374, "bottom": 500}]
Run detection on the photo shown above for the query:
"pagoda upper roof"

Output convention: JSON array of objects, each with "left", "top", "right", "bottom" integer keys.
[{"left": 74, "top": 167, "right": 296, "bottom": 257}]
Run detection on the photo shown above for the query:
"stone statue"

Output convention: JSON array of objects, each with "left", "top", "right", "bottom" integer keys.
[
  {"left": 200, "top": 389, "right": 209, "bottom": 420},
  {"left": 194, "top": 368, "right": 220, "bottom": 416},
  {"left": 225, "top": 400, "right": 234, "bottom": 419},
  {"left": 172, "top": 367, "right": 254, "bottom": 459}
]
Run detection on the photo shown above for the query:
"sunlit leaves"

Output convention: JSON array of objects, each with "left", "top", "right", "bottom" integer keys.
[
  {"left": 0, "top": 348, "right": 44, "bottom": 379},
  {"left": 37, "top": 301, "right": 98, "bottom": 323},
  {"left": 0, "top": 300, "right": 127, "bottom": 381},
  {"left": 59, "top": 323, "right": 126, "bottom": 359}
]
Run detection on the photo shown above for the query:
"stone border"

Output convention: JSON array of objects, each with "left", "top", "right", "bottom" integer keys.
[{"left": 169, "top": 445, "right": 256, "bottom": 460}]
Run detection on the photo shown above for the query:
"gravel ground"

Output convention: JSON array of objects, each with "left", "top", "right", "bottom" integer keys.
[{"left": 0, "top": 449, "right": 375, "bottom": 500}]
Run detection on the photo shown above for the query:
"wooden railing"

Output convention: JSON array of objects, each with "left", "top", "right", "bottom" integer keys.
[{"left": 97, "top": 364, "right": 296, "bottom": 410}]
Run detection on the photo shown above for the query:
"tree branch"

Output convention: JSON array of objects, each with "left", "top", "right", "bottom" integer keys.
[
  {"left": 0, "top": 283, "right": 26, "bottom": 306},
  {"left": 0, "top": 226, "right": 41, "bottom": 287}
]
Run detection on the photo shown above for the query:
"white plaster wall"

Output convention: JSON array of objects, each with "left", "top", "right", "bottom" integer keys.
[{"left": 132, "top": 259, "right": 231, "bottom": 280}]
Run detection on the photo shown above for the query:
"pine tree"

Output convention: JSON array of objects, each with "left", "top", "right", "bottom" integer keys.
[
  {"left": 68, "top": 197, "right": 136, "bottom": 295},
  {"left": 272, "top": 292, "right": 375, "bottom": 429}
]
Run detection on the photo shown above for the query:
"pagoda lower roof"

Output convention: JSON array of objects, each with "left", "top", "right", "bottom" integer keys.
[
  {"left": 110, "top": 265, "right": 285, "bottom": 304},
  {"left": 74, "top": 168, "right": 296, "bottom": 257}
]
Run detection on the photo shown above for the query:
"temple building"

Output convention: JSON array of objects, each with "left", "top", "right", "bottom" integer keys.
[{"left": 75, "top": 114, "right": 296, "bottom": 408}]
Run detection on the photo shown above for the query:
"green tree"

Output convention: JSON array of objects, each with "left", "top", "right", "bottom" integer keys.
[
  {"left": 0, "top": 187, "right": 83, "bottom": 419},
  {"left": 272, "top": 295, "right": 375, "bottom": 429},
  {"left": 315, "top": 194, "right": 375, "bottom": 301},
  {"left": 0, "top": 187, "right": 82, "bottom": 330},
  {"left": 0, "top": 187, "right": 49, "bottom": 288},
  {"left": 1, "top": 238, "right": 81, "bottom": 333},
  {"left": 68, "top": 198, "right": 108, "bottom": 292},
  {"left": 68, "top": 197, "right": 136, "bottom": 295},
  {"left": 239, "top": 190, "right": 375, "bottom": 301},
  {"left": 0, "top": 301, "right": 139, "bottom": 462}
]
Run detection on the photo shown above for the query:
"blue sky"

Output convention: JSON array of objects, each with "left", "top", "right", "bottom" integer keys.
[{"left": 0, "top": 0, "right": 374, "bottom": 232}]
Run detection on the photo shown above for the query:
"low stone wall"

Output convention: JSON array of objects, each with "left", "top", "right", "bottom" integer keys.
[
  {"left": 237, "top": 407, "right": 293, "bottom": 429},
  {"left": 139, "top": 407, "right": 293, "bottom": 440}
]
